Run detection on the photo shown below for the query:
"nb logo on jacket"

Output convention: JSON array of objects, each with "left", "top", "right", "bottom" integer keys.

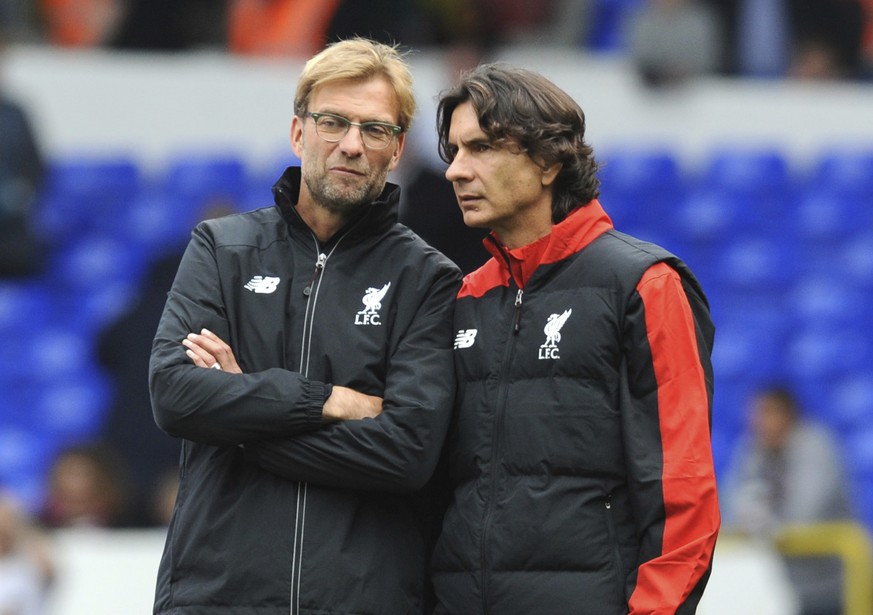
[
  {"left": 454, "top": 329, "right": 478, "bottom": 349},
  {"left": 244, "top": 276, "right": 281, "bottom": 294}
]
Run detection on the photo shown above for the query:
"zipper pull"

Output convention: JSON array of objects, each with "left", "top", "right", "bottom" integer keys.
[
  {"left": 513, "top": 289, "right": 523, "bottom": 334},
  {"left": 303, "top": 253, "right": 327, "bottom": 296}
]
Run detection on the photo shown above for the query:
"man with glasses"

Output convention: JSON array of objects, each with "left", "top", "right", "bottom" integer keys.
[{"left": 149, "top": 38, "right": 461, "bottom": 614}]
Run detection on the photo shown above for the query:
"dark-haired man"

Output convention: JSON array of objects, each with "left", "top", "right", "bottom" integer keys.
[{"left": 431, "top": 63, "right": 720, "bottom": 614}]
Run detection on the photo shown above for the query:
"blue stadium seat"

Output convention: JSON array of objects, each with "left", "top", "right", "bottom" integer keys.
[
  {"left": 586, "top": 0, "right": 645, "bottom": 52},
  {"left": 0, "top": 427, "right": 57, "bottom": 512},
  {"left": 712, "top": 237, "right": 798, "bottom": 295},
  {"left": 701, "top": 147, "right": 791, "bottom": 194},
  {"left": 811, "top": 149, "right": 873, "bottom": 197},
  {"left": 785, "top": 323, "right": 872, "bottom": 384},
  {"left": 34, "top": 155, "right": 142, "bottom": 244},
  {"left": 48, "top": 234, "right": 146, "bottom": 291},
  {"left": 838, "top": 232, "right": 873, "bottom": 291},
  {"left": 0, "top": 281, "right": 53, "bottom": 333},
  {"left": 119, "top": 192, "right": 194, "bottom": 258},
  {"left": 28, "top": 371, "right": 112, "bottom": 443},
  {"left": 598, "top": 148, "right": 684, "bottom": 231},
  {"left": 46, "top": 235, "right": 145, "bottom": 332},
  {"left": 826, "top": 372, "right": 873, "bottom": 433},
  {"left": 794, "top": 191, "right": 870, "bottom": 251},
  {"left": 674, "top": 189, "right": 743, "bottom": 246},
  {"left": 789, "top": 275, "right": 866, "bottom": 330},
  {"left": 710, "top": 319, "right": 787, "bottom": 387},
  {"left": 697, "top": 148, "right": 794, "bottom": 234},
  {"left": 162, "top": 153, "right": 249, "bottom": 212}
]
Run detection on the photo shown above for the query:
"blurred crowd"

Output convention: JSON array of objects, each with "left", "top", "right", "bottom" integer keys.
[{"left": 0, "top": 0, "right": 871, "bottom": 81}]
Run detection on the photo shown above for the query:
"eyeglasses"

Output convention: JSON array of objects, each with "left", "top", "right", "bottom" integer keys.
[{"left": 306, "top": 112, "right": 402, "bottom": 150}]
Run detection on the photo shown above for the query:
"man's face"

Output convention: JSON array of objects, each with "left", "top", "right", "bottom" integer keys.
[
  {"left": 291, "top": 77, "right": 405, "bottom": 216},
  {"left": 753, "top": 397, "right": 794, "bottom": 451},
  {"left": 444, "top": 101, "right": 557, "bottom": 247}
]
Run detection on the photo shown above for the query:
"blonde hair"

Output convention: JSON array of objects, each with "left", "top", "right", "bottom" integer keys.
[{"left": 294, "top": 37, "right": 416, "bottom": 132}]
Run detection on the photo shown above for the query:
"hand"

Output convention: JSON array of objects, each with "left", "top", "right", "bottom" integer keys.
[
  {"left": 323, "top": 386, "right": 383, "bottom": 421},
  {"left": 182, "top": 328, "right": 243, "bottom": 374}
]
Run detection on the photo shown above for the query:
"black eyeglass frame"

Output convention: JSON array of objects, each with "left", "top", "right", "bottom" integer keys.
[{"left": 306, "top": 112, "right": 402, "bottom": 149}]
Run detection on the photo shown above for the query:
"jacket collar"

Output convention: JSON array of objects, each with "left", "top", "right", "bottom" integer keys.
[
  {"left": 484, "top": 199, "right": 614, "bottom": 269},
  {"left": 272, "top": 166, "right": 400, "bottom": 243}
]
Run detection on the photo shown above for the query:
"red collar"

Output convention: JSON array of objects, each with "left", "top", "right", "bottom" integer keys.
[{"left": 484, "top": 200, "right": 613, "bottom": 288}]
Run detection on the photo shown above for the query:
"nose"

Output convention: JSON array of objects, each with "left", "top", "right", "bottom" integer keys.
[
  {"left": 445, "top": 152, "right": 471, "bottom": 183},
  {"left": 337, "top": 125, "right": 366, "bottom": 156}
]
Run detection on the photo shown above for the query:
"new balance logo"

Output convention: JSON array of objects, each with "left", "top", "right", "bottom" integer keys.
[
  {"left": 244, "top": 276, "right": 280, "bottom": 294},
  {"left": 454, "top": 329, "right": 478, "bottom": 349},
  {"left": 355, "top": 282, "right": 391, "bottom": 326}
]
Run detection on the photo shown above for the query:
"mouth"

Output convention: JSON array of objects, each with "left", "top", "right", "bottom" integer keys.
[
  {"left": 331, "top": 166, "right": 366, "bottom": 177},
  {"left": 457, "top": 194, "right": 482, "bottom": 208}
]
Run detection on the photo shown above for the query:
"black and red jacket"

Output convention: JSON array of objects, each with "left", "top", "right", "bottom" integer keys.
[{"left": 431, "top": 200, "right": 719, "bottom": 615}]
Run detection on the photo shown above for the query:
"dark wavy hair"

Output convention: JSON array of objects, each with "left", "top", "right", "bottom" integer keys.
[{"left": 437, "top": 63, "right": 600, "bottom": 223}]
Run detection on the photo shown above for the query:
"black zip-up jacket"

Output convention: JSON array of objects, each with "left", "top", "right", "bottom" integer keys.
[
  {"left": 431, "top": 201, "right": 719, "bottom": 614},
  {"left": 150, "top": 167, "right": 462, "bottom": 615}
]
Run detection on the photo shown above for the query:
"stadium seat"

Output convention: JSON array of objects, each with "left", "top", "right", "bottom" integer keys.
[
  {"left": 794, "top": 191, "right": 870, "bottom": 250},
  {"left": 826, "top": 372, "right": 873, "bottom": 433},
  {"left": 48, "top": 234, "right": 146, "bottom": 291},
  {"left": 119, "top": 192, "right": 194, "bottom": 258},
  {"left": 598, "top": 148, "right": 684, "bottom": 230},
  {"left": 28, "top": 371, "right": 112, "bottom": 443},
  {"left": 674, "top": 189, "right": 743, "bottom": 245},
  {"left": 712, "top": 236, "right": 798, "bottom": 294},
  {"left": 785, "top": 323, "right": 872, "bottom": 384},
  {"left": 0, "top": 281, "right": 53, "bottom": 333},
  {"left": 586, "top": 0, "right": 645, "bottom": 51},
  {"left": 811, "top": 148, "right": 873, "bottom": 197},
  {"left": 839, "top": 232, "right": 873, "bottom": 291},
  {"left": 34, "top": 155, "right": 142, "bottom": 244},
  {"left": 162, "top": 152, "right": 249, "bottom": 212},
  {"left": 700, "top": 147, "right": 791, "bottom": 195},
  {"left": 0, "top": 427, "right": 57, "bottom": 512},
  {"left": 789, "top": 275, "right": 866, "bottom": 329}
]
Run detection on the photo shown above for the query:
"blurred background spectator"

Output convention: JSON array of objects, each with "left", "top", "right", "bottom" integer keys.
[
  {"left": 0, "top": 31, "right": 46, "bottom": 278},
  {"left": 38, "top": 442, "right": 140, "bottom": 529},
  {"left": 0, "top": 492, "right": 54, "bottom": 615},
  {"left": 720, "top": 386, "right": 854, "bottom": 615},
  {"left": 109, "top": 0, "right": 226, "bottom": 52},
  {"left": 626, "top": 0, "right": 724, "bottom": 88}
]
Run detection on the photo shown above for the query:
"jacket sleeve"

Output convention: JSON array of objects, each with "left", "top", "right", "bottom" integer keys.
[
  {"left": 149, "top": 224, "right": 325, "bottom": 446},
  {"left": 621, "top": 261, "right": 720, "bottom": 615},
  {"left": 244, "top": 265, "right": 462, "bottom": 493}
]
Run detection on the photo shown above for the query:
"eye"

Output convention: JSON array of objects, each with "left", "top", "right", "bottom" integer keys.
[
  {"left": 318, "top": 116, "right": 343, "bottom": 130},
  {"left": 363, "top": 124, "right": 392, "bottom": 139},
  {"left": 473, "top": 143, "right": 492, "bottom": 153}
]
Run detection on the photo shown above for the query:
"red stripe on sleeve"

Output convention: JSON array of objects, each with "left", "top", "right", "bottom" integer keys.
[{"left": 628, "top": 262, "right": 720, "bottom": 614}]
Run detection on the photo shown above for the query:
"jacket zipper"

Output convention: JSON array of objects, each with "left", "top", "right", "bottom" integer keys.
[
  {"left": 480, "top": 283, "right": 523, "bottom": 614},
  {"left": 302, "top": 253, "right": 327, "bottom": 297},
  {"left": 513, "top": 289, "right": 523, "bottom": 333},
  {"left": 290, "top": 229, "right": 354, "bottom": 615}
]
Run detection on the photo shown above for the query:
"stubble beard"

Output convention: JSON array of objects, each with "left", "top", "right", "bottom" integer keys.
[{"left": 302, "top": 156, "right": 391, "bottom": 217}]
